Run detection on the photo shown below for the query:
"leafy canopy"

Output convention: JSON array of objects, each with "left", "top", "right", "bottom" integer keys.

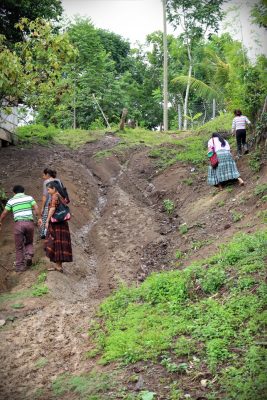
[{"left": 0, "top": 0, "right": 63, "bottom": 44}]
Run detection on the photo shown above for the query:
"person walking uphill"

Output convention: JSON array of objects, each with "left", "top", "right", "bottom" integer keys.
[
  {"left": 0, "top": 185, "right": 39, "bottom": 272},
  {"left": 232, "top": 109, "right": 251, "bottom": 158},
  {"left": 207, "top": 133, "right": 244, "bottom": 190},
  {"left": 44, "top": 181, "right": 72, "bottom": 272}
]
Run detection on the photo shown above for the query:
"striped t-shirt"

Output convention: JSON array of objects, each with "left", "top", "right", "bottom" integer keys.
[
  {"left": 5, "top": 193, "right": 36, "bottom": 222},
  {"left": 232, "top": 115, "right": 251, "bottom": 131}
]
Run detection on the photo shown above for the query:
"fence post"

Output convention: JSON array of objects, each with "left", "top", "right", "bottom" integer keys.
[
  {"left": 178, "top": 103, "right": 182, "bottom": 130},
  {"left": 212, "top": 99, "right": 216, "bottom": 119}
]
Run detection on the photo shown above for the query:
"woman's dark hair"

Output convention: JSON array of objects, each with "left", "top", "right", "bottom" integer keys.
[
  {"left": 46, "top": 181, "right": 65, "bottom": 198},
  {"left": 212, "top": 132, "right": 226, "bottom": 147},
  {"left": 13, "top": 185, "right": 24, "bottom": 194},
  {"left": 235, "top": 109, "right": 242, "bottom": 116},
  {"left": 43, "top": 168, "right": 57, "bottom": 178}
]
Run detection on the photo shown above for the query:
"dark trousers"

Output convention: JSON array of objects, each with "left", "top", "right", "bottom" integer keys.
[
  {"left": 14, "top": 221, "right": 34, "bottom": 271},
  {"left": 236, "top": 129, "right": 246, "bottom": 155}
]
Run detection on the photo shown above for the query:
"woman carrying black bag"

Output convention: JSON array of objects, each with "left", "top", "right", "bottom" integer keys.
[{"left": 44, "top": 181, "right": 72, "bottom": 272}]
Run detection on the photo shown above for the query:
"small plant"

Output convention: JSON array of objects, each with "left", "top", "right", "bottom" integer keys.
[
  {"left": 11, "top": 303, "right": 24, "bottom": 309},
  {"left": 161, "top": 356, "right": 179, "bottom": 372},
  {"left": 191, "top": 239, "right": 212, "bottom": 250},
  {"left": 31, "top": 272, "right": 48, "bottom": 297},
  {"left": 179, "top": 223, "right": 188, "bottom": 234},
  {"left": 139, "top": 391, "right": 156, "bottom": 400},
  {"left": 254, "top": 184, "right": 267, "bottom": 197},
  {"left": 257, "top": 210, "right": 267, "bottom": 223},
  {"left": 163, "top": 199, "right": 175, "bottom": 215},
  {"left": 232, "top": 211, "right": 243, "bottom": 223},
  {"left": 174, "top": 336, "right": 195, "bottom": 357},
  {"left": 248, "top": 150, "right": 261, "bottom": 172},
  {"left": 226, "top": 187, "right": 233, "bottom": 193},
  {"left": 175, "top": 250, "right": 183, "bottom": 259},
  {"left": 218, "top": 200, "right": 225, "bottom": 207},
  {"left": 35, "top": 357, "right": 48, "bottom": 369},
  {"left": 182, "top": 178, "right": 193, "bottom": 186}
]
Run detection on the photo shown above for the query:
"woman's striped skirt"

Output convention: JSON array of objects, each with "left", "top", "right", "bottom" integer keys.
[{"left": 207, "top": 150, "right": 240, "bottom": 186}]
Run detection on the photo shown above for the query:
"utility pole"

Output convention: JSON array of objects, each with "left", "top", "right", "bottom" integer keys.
[{"left": 162, "top": 0, "right": 168, "bottom": 131}]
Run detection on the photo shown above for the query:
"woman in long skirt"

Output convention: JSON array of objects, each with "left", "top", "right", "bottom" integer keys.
[
  {"left": 207, "top": 133, "right": 244, "bottom": 190},
  {"left": 44, "top": 181, "right": 72, "bottom": 272},
  {"left": 40, "top": 168, "right": 57, "bottom": 239}
]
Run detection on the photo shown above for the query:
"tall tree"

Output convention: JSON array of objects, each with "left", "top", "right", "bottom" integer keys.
[
  {"left": 166, "top": 0, "right": 224, "bottom": 129},
  {"left": 0, "top": 18, "right": 76, "bottom": 114},
  {"left": 0, "top": 0, "right": 63, "bottom": 44}
]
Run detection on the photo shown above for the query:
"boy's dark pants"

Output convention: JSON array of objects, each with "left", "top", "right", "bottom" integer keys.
[{"left": 14, "top": 221, "right": 34, "bottom": 271}]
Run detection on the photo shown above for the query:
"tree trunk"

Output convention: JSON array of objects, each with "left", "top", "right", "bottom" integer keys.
[
  {"left": 183, "top": 44, "right": 192, "bottom": 130},
  {"left": 119, "top": 108, "right": 128, "bottom": 130}
]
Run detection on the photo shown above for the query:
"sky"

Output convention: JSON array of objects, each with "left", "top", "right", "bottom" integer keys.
[{"left": 61, "top": 0, "right": 267, "bottom": 58}]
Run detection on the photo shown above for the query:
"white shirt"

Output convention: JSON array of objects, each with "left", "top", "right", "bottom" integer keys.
[
  {"left": 208, "top": 137, "right": 230, "bottom": 152},
  {"left": 232, "top": 115, "right": 251, "bottom": 131}
]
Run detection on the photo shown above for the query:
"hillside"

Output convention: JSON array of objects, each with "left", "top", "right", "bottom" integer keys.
[{"left": 0, "top": 127, "right": 266, "bottom": 400}]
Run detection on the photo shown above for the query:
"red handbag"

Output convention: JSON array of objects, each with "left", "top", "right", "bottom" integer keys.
[{"left": 210, "top": 138, "right": 219, "bottom": 169}]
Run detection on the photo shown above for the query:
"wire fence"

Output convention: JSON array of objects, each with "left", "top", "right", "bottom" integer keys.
[{"left": 173, "top": 99, "right": 225, "bottom": 130}]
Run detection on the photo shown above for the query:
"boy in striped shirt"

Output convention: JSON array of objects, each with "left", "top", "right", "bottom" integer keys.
[{"left": 0, "top": 185, "right": 39, "bottom": 272}]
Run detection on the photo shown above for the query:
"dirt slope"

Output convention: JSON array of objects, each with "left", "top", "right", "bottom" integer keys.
[{"left": 0, "top": 136, "right": 266, "bottom": 399}]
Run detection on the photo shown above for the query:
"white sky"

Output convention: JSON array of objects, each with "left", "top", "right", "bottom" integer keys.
[{"left": 61, "top": 0, "right": 267, "bottom": 58}]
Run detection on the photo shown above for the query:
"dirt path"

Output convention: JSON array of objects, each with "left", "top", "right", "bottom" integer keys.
[
  {"left": 0, "top": 138, "right": 266, "bottom": 399},
  {"left": 0, "top": 139, "right": 165, "bottom": 399}
]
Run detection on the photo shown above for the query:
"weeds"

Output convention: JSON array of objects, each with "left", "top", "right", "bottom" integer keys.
[
  {"left": 88, "top": 230, "right": 267, "bottom": 399},
  {"left": 248, "top": 150, "right": 261, "bottom": 172},
  {"left": 163, "top": 199, "right": 175, "bottom": 215},
  {"left": 179, "top": 223, "right": 188, "bottom": 234},
  {"left": 254, "top": 184, "right": 267, "bottom": 197},
  {"left": 0, "top": 272, "right": 49, "bottom": 304},
  {"left": 232, "top": 211, "right": 243, "bottom": 222},
  {"left": 35, "top": 357, "right": 48, "bottom": 369},
  {"left": 52, "top": 371, "right": 115, "bottom": 398}
]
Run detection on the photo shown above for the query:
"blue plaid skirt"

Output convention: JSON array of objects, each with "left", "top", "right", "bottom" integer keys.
[{"left": 207, "top": 150, "right": 240, "bottom": 186}]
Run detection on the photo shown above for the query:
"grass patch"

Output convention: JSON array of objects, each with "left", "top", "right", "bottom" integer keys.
[
  {"left": 254, "top": 184, "right": 267, "bottom": 198},
  {"left": 52, "top": 370, "right": 115, "bottom": 399},
  {"left": 0, "top": 272, "right": 49, "bottom": 305},
  {"left": 195, "top": 112, "right": 232, "bottom": 135},
  {"left": 35, "top": 357, "right": 48, "bottom": 369},
  {"left": 89, "top": 230, "right": 267, "bottom": 399},
  {"left": 16, "top": 124, "right": 105, "bottom": 149},
  {"left": 248, "top": 150, "right": 261, "bottom": 173}
]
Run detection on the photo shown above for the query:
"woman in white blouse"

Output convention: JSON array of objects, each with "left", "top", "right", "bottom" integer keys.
[
  {"left": 232, "top": 109, "right": 251, "bottom": 157},
  {"left": 207, "top": 133, "right": 244, "bottom": 190}
]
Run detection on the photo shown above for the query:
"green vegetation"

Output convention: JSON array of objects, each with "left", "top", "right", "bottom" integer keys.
[
  {"left": 16, "top": 124, "right": 105, "bottom": 149},
  {"left": 179, "top": 223, "right": 188, "bottom": 235},
  {"left": 248, "top": 150, "right": 261, "bottom": 172},
  {"left": 163, "top": 199, "right": 175, "bottom": 215},
  {"left": 11, "top": 303, "right": 25, "bottom": 309},
  {"left": 0, "top": 272, "right": 49, "bottom": 305},
  {"left": 35, "top": 357, "right": 48, "bottom": 369},
  {"left": 254, "top": 183, "right": 267, "bottom": 198},
  {"left": 52, "top": 371, "right": 115, "bottom": 399},
  {"left": 88, "top": 231, "right": 267, "bottom": 399},
  {"left": 195, "top": 112, "right": 233, "bottom": 135},
  {"left": 231, "top": 211, "right": 243, "bottom": 223}
]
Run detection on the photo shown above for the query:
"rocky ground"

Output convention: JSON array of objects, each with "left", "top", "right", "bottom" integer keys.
[{"left": 0, "top": 135, "right": 266, "bottom": 399}]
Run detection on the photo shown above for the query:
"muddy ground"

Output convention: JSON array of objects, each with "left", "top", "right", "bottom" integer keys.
[{"left": 0, "top": 135, "right": 266, "bottom": 399}]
